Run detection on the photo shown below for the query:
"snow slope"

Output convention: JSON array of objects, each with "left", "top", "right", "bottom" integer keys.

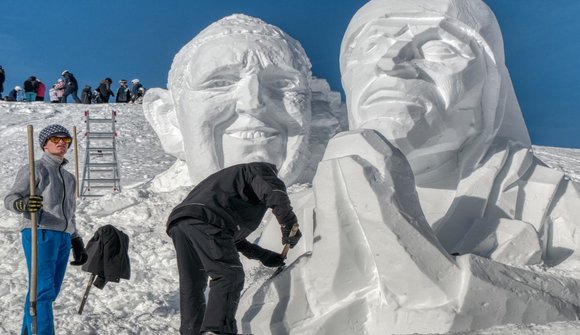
[{"left": 1, "top": 101, "right": 580, "bottom": 334}]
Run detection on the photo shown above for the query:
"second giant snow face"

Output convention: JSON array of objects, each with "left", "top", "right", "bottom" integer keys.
[{"left": 343, "top": 18, "right": 487, "bottom": 176}]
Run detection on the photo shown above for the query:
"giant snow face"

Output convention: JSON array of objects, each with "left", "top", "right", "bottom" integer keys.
[
  {"left": 171, "top": 36, "right": 310, "bottom": 175},
  {"left": 342, "top": 17, "right": 487, "bottom": 177},
  {"left": 143, "top": 14, "right": 313, "bottom": 185}
]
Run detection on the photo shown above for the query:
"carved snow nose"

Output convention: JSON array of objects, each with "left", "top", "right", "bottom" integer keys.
[
  {"left": 236, "top": 74, "right": 263, "bottom": 112},
  {"left": 377, "top": 41, "right": 419, "bottom": 79}
]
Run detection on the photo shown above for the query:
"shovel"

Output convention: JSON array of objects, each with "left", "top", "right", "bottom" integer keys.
[{"left": 269, "top": 224, "right": 299, "bottom": 279}]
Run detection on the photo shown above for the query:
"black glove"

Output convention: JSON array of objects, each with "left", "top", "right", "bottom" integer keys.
[
  {"left": 280, "top": 223, "right": 302, "bottom": 248},
  {"left": 259, "top": 250, "right": 285, "bottom": 267},
  {"left": 70, "top": 236, "right": 88, "bottom": 266},
  {"left": 14, "top": 195, "right": 43, "bottom": 213},
  {"left": 236, "top": 239, "right": 285, "bottom": 268}
]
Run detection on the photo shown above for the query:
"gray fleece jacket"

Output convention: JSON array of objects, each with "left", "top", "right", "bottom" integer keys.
[{"left": 4, "top": 153, "right": 79, "bottom": 238}]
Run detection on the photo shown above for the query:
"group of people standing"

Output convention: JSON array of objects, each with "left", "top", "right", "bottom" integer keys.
[
  {"left": 81, "top": 78, "right": 145, "bottom": 104},
  {"left": 3, "top": 76, "right": 46, "bottom": 102},
  {"left": 0, "top": 66, "right": 146, "bottom": 104}
]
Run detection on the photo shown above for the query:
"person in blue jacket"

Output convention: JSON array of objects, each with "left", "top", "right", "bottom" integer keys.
[{"left": 4, "top": 124, "right": 87, "bottom": 335}]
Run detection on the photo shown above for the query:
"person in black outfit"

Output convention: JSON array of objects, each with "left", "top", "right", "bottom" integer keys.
[
  {"left": 60, "top": 70, "right": 81, "bottom": 103},
  {"left": 115, "top": 79, "right": 131, "bottom": 103},
  {"left": 166, "top": 162, "right": 302, "bottom": 335},
  {"left": 96, "top": 77, "right": 114, "bottom": 103},
  {"left": 0, "top": 65, "right": 5, "bottom": 99},
  {"left": 23, "top": 76, "right": 38, "bottom": 102}
]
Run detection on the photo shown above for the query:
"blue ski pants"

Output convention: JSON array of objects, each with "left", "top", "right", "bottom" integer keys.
[{"left": 21, "top": 229, "right": 71, "bottom": 335}]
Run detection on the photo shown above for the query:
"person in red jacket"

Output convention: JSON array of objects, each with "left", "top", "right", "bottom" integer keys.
[{"left": 35, "top": 79, "right": 46, "bottom": 101}]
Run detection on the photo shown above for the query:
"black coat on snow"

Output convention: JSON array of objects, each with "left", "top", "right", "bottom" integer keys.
[
  {"left": 82, "top": 224, "right": 130, "bottom": 289},
  {"left": 166, "top": 162, "right": 298, "bottom": 242}
]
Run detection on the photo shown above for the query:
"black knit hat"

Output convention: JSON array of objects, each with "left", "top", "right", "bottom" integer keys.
[{"left": 38, "top": 124, "right": 72, "bottom": 149}]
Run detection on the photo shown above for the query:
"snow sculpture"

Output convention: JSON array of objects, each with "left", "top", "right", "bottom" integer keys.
[
  {"left": 340, "top": 0, "right": 580, "bottom": 266},
  {"left": 143, "top": 14, "right": 314, "bottom": 185},
  {"left": 239, "top": 129, "right": 580, "bottom": 334}
]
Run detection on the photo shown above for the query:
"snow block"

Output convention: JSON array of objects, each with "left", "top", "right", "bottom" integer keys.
[
  {"left": 452, "top": 254, "right": 580, "bottom": 332},
  {"left": 455, "top": 218, "right": 542, "bottom": 266}
]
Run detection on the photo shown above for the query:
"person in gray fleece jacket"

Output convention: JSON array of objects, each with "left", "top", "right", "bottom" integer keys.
[{"left": 4, "top": 124, "right": 87, "bottom": 335}]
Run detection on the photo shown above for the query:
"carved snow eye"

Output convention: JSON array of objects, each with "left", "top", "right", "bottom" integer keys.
[
  {"left": 420, "top": 40, "right": 463, "bottom": 62},
  {"left": 202, "top": 75, "right": 239, "bottom": 89},
  {"left": 269, "top": 78, "right": 296, "bottom": 90},
  {"left": 361, "top": 35, "right": 393, "bottom": 60},
  {"left": 262, "top": 72, "right": 304, "bottom": 93}
]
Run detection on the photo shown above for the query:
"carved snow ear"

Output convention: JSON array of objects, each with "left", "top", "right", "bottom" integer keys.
[{"left": 143, "top": 88, "right": 186, "bottom": 160}]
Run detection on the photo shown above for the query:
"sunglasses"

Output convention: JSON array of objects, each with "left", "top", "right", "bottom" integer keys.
[{"left": 47, "top": 136, "right": 72, "bottom": 144}]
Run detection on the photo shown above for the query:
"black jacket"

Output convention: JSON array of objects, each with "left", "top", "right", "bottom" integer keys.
[
  {"left": 23, "top": 77, "right": 38, "bottom": 93},
  {"left": 97, "top": 81, "right": 114, "bottom": 103},
  {"left": 63, "top": 72, "right": 78, "bottom": 90},
  {"left": 116, "top": 86, "right": 130, "bottom": 102},
  {"left": 82, "top": 224, "right": 130, "bottom": 288},
  {"left": 167, "top": 162, "right": 298, "bottom": 242}
]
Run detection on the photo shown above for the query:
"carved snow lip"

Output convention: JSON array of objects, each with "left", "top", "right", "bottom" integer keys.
[
  {"left": 361, "top": 89, "right": 432, "bottom": 112},
  {"left": 225, "top": 126, "right": 280, "bottom": 140}
]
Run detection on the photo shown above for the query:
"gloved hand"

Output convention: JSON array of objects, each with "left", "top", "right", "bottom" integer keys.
[
  {"left": 236, "top": 239, "right": 285, "bottom": 267},
  {"left": 259, "top": 250, "right": 286, "bottom": 268},
  {"left": 14, "top": 195, "right": 43, "bottom": 213},
  {"left": 70, "top": 236, "right": 88, "bottom": 266},
  {"left": 280, "top": 223, "right": 302, "bottom": 248}
]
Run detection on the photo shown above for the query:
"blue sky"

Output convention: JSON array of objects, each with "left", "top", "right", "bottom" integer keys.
[{"left": 1, "top": 0, "right": 579, "bottom": 148}]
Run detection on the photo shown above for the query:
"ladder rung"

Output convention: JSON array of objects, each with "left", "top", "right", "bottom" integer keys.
[
  {"left": 83, "top": 178, "right": 120, "bottom": 182},
  {"left": 83, "top": 185, "right": 119, "bottom": 189},
  {"left": 86, "top": 118, "right": 115, "bottom": 123},
  {"left": 86, "top": 132, "right": 115, "bottom": 138},
  {"left": 87, "top": 147, "right": 115, "bottom": 151},
  {"left": 89, "top": 152, "right": 114, "bottom": 156},
  {"left": 86, "top": 162, "right": 118, "bottom": 167}
]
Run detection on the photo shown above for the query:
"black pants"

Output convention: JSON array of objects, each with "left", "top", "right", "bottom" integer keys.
[{"left": 170, "top": 219, "right": 244, "bottom": 335}]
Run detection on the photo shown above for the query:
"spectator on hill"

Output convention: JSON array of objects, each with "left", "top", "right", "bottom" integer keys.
[
  {"left": 116, "top": 79, "right": 131, "bottom": 103},
  {"left": 96, "top": 78, "right": 114, "bottom": 103},
  {"left": 6, "top": 86, "right": 25, "bottom": 102},
  {"left": 5, "top": 86, "right": 22, "bottom": 101},
  {"left": 23, "top": 76, "right": 38, "bottom": 102},
  {"left": 61, "top": 70, "right": 81, "bottom": 103},
  {"left": 0, "top": 65, "right": 5, "bottom": 99},
  {"left": 131, "top": 87, "right": 146, "bottom": 104},
  {"left": 35, "top": 79, "right": 46, "bottom": 101},
  {"left": 130, "top": 79, "right": 143, "bottom": 99},
  {"left": 49, "top": 79, "right": 65, "bottom": 103},
  {"left": 81, "top": 85, "right": 93, "bottom": 104}
]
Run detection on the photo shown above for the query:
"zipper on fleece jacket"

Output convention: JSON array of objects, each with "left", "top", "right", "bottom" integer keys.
[{"left": 58, "top": 164, "right": 69, "bottom": 233}]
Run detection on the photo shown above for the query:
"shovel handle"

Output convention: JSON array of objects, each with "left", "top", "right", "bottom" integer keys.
[
  {"left": 78, "top": 274, "right": 96, "bottom": 315},
  {"left": 280, "top": 224, "right": 299, "bottom": 259}
]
